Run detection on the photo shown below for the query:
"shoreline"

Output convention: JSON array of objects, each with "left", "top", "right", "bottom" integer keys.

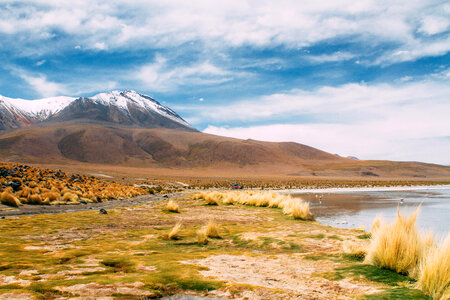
[{"left": 277, "top": 184, "right": 450, "bottom": 194}]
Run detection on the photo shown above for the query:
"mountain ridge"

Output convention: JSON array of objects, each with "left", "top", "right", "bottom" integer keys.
[{"left": 0, "top": 90, "right": 195, "bottom": 132}]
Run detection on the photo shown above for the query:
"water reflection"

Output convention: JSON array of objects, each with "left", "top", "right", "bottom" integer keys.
[{"left": 291, "top": 189, "right": 449, "bottom": 238}]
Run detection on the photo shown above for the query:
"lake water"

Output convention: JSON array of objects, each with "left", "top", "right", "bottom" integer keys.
[{"left": 288, "top": 185, "right": 450, "bottom": 239}]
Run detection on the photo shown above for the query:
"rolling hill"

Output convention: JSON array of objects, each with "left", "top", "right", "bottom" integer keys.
[{"left": 0, "top": 90, "right": 449, "bottom": 178}]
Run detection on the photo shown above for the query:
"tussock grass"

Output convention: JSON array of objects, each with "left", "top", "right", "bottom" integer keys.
[
  {"left": 416, "top": 234, "right": 450, "bottom": 300},
  {"left": 0, "top": 191, "right": 21, "bottom": 207},
  {"left": 364, "top": 207, "right": 427, "bottom": 277},
  {"left": 364, "top": 207, "right": 449, "bottom": 299},
  {"left": 282, "top": 198, "right": 313, "bottom": 220},
  {"left": 166, "top": 200, "right": 180, "bottom": 213},
  {"left": 205, "top": 219, "right": 220, "bottom": 238},
  {"left": 196, "top": 228, "right": 208, "bottom": 245},
  {"left": 168, "top": 222, "right": 182, "bottom": 240},
  {"left": 62, "top": 192, "right": 79, "bottom": 203},
  {"left": 193, "top": 190, "right": 314, "bottom": 221}
]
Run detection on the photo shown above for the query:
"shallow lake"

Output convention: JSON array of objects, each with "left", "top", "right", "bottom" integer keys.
[{"left": 288, "top": 185, "right": 450, "bottom": 239}]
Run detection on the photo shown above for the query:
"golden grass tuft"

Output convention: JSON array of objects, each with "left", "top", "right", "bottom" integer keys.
[
  {"left": 416, "top": 234, "right": 450, "bottom": 300},
  {"left": 194, "top": 190, "right": 314, "bottom": 220},
  {"left": 165, "top": 200, "right": 180, "bottom": 213},
  {"left": 168, "top": 222, "right": 182, "bottom": 240},
  {"left": 0, "top": 191, "right": 21, "bottom": 207},
  {"left": 204, "top": 193, "right": 220, "bottom": 205},
  {"left": 62, "top": 192, "right": 79, "bottom": 203},
  {"left": 27, "top": 193, "right": 43, "bottom": 205},
  {"left": 196, "top": 228, "right": 208, "bottom": 245},
  {"left": 282, "top": 197, "right": 314, "bottom": 220},
  {"left": 41, "top": 192, "right": 60, "bottom": 203},
  {"left": 364, "top": 207, "right": 427, "bottom": 277},
  {"left": 205, "top": 219, "right": 220, "bottom": 238}
]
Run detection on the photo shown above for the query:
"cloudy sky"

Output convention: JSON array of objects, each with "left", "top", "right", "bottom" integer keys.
[{"left": 1, "top": 0, "right": 449, "bottom": 164}]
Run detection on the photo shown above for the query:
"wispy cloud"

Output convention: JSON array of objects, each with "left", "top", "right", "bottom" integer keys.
[
  {"left": 14, "top": 69, "right": 68, "bottom": 98},
  {"left": 135, "top": 55, "right": 232, "bottom": 92},
  {"left": 2, "top": 1, "right": 449, "bottom": 64},
  {"left": 199, "top": 79, "right": 450, "bottom": 164}
]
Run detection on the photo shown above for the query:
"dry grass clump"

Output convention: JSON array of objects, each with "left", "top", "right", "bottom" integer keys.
[
  {"left": 0, "top": 162, "right": 148, "bottom": 206},
  {"left": 205, "top": 219, "right": 220, "bottom": 238},
  {"left": 196, "top": 228, "right": 208, "bottom": 245},
  {"left": 416, "top": 234, "right": 450, "bottom": 300},
  {"left": 193, "top": 190, "right": 314, "bottom": 221},
  {"left": 165, "top": 200, "right": 180, "bottom": 213},
  {"left": 204, "top": 192, "right": 220, "bottom": 205},
  {"left": 0, "top": 191, "right": 21, "bottom": 207},
  {"left": 282, "top": 198, "right": 313, "bottom": 220},
  {"left": 364, "top": 207, "right": 427, "bottom": 276},
  {"left": 168, "top": 222, "right": 182, "bottom": 240},
  {"left": 364, "top": 207, "right": 450, "bottom": 299}
]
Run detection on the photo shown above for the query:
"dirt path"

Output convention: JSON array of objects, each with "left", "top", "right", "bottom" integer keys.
[{"left": 0, "top": 192, "right": 186, "bottom": 217}]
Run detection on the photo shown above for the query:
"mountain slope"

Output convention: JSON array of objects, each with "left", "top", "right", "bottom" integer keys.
[
  {"left": 0, "top": 123, "right": 449, "bottom": 178},
  {"left": 0, "top": 91, "right": 195, "bottom": 131}
]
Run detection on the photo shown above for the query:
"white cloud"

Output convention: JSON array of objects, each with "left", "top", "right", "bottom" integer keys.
[
  {"left": 93, "top": 42, "right": 107, "bottom": 50},
  {"left": 2, "top": 1, "right": 449, "bottom": 64},
  {"left": 419, "top": 16, "right": 450, "bottom": 35},
  {"left": 18, "top": 73, "right": 67, "bottom": 98},
  {"left": 35, "top": 60, "right": 46, "bottom": 66},
  {"left": 135, "top": 54, "right": 232, "bottom": 91},
  {"left": 308, "top": 51, "right": 356, "bottom": 63},
  {"left": 200, "top": 80, "right": 450, "bottom": 164}
]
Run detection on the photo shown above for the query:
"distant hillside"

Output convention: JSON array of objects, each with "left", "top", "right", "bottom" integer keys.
[{"left": 0, "top": 123, "right": 449, "bottom": 178}]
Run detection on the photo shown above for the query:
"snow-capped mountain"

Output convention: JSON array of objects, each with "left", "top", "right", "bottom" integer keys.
[{"left": 0, "top": 91, "right": 196, "bottom": 131}]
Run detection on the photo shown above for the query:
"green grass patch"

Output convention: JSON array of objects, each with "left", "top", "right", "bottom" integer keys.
[
  {"left": 365, "top": 287, "right": 430, "bottom": 299},
  {"left": 357, "top": 233, "right": 372, "bottom": 239}
]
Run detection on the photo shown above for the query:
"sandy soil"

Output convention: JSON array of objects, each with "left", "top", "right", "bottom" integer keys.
[{"left": 185, "top": 254, "right": 380, "bottom": 299}]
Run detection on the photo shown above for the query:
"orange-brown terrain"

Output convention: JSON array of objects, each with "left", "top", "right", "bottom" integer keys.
[{"left": 0, "top": 123, "right": 449, "bottom": 181}]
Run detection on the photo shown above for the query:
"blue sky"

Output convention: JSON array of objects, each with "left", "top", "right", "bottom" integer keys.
[{"left": 1, "top": 0, "right": 449, "bottom": 164}]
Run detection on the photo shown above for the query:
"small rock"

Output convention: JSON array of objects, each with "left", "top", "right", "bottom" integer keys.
[
  {"left": 99, "top": 208, "right": 108, "bottom": 214},
  {"left": 80, "top": 200, "right": 87, "bottom": 205},
  {"left": 7, "top": 180, "right": 21, "bottom": 191}
]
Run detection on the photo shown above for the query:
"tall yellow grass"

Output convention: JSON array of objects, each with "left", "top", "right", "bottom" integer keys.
[
  {"left": 166, "top": 200, "right": 180, "bottom": 213},
  {"left": 168, "top": 222, "right": 182, "bottom": 240},
  {"left": 416, "top": 234, "right": 450, "bottom": 300},
  {"left": 365, "top": 207, "right": 449, "bottom": 299},
  {"left": 193, "top": 190, "right": 314, "bottom": 221},
  {"left": 196, "top": 228, "right": 208, "bottom": 245},
  {"left": 0, "top": 191, "right": 21, "bottom": 207},
  {"left": 364, "top": 207, "right": 426, "bottom": 276},
  {"left": 205, "top": 219, "right": 220, "bottom": 238}
]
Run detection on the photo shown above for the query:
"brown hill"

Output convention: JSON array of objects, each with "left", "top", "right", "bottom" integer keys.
[{"left": 0, "top": 123, "right": 449, "bottom": 178}]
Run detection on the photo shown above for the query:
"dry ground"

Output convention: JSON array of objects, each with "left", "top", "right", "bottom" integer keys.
[{"left": 0, "top": 193, "right": 431, "bottom": 299}]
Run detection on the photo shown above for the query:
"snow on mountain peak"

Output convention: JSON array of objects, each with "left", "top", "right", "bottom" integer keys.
[
  {"left": 91, "top": 90, "right": 193, "bottom": 129},
  {"left": 0, "top": 91, "right": 194, "bottom": 129},
  {"left": 1, "top": 95, "right": 76, "bottom": 119}
]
